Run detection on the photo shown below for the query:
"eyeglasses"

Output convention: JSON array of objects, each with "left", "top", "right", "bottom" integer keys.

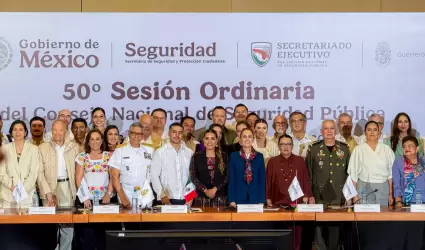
[
  {"left": 279, "top": 143, "right": 293, "bottom": 147},
  {"left": 275, "top": 122, "right": 288, "bottom": 126},
  {"left": 129, "top": 132, "right": 143, "bottom": 137},
  {"left": 403, "top": 144, "right": 417, "bottom": 149}
]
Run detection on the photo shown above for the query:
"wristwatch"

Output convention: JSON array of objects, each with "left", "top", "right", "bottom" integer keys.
[{"left": 108, "top": 192, "right": 112, "bottom": 196}]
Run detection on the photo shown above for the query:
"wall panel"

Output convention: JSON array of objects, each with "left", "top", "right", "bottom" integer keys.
[
  {"left": 0, "top": 0, "right": 81, "bottom": 12},
  {"left": 306, "top": 0, "right": 381, "bottom": 12},
  {"left": 232, "top": 0, "right": 307, "bottom": 12},
  {"left": 82, "top": 0, "right": 231, "bottom": 12},
  {"left": 381, "top": 0, "right": 425, "bottom": 12}
]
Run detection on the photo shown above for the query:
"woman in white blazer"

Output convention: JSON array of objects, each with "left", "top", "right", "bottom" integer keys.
[{"left": 0, "top": 120, "right": 40, "bottom": 208}]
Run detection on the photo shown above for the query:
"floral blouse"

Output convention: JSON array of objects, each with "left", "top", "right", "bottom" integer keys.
[{"left": 75, "top": 151, "right": 112, "bottom": 199}]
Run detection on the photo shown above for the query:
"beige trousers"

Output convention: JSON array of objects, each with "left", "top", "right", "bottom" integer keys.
[{"left": 46, "top": 181, "right": 74, "bottom": 250}]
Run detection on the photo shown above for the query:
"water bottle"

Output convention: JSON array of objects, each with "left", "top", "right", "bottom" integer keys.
[
  {"left": 132, "top": 188, "right": 138, "bottom": 213},
  {"left": 93, "top": 190, "right": 100, "bottom": 206},
  {"left": 32, "top": 191, "right": 39, "bottom": 207},
  {"left": 416, "top": 189, "right": 422, "bottom": 204},
  {"left": 360, "top": 188, "right": 367, "bottom": 204}
]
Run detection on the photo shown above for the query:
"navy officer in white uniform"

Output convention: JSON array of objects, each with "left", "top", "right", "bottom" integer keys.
[{"left": 109, "top": 122, "right": 154, "bottom": 209}]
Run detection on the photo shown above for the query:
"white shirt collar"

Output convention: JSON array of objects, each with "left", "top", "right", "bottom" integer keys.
[
  {"left": 289, "top": 132, "right": 309, "bottom": 141},
  {"left": 165, "top": 142, "right": 186, "bottom": 152}
]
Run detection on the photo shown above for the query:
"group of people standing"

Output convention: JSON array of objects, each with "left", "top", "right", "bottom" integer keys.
[{"left": 0, "top": 104, "right": 423, "bottom": 250}]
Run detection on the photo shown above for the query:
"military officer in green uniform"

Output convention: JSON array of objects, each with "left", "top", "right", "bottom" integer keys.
[{"left": 306, "top": 119, "right": 350, "bottom": 250}]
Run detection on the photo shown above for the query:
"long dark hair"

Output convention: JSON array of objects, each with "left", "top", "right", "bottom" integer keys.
[
  {"left": 390, "top": 112, "right": 412, "bottom": 152},
  {"left": 208, "top": 123, "right": 226, "bottom": 148},
  {"left": 254, "top": 119, "right": 268, "bottom": 147},
  {"left": 84, "top": 129, "right": 106, "bottom": 153},
  {"left": 103, "top": 125, "right": 120, "bottom": 152},
  {"left": 202, "top": 129, "right": 225, "bottom": 174},
  {"left": 91, "top": 107, "right": 106, "bottom": 129}
]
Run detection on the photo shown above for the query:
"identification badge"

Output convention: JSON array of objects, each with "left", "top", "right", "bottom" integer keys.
[{"left": 144, "top": 152, "right": 152, "bottom": 160}]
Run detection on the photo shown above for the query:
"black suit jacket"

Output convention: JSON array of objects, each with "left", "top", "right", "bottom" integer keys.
[{"left": 189, "top": 150, "right": 229, "bottom": 198}]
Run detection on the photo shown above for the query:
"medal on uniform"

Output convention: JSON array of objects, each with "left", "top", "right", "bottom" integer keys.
[
  {"left": 336, "top": 149, "right": 344, "bottom": 159},
  {"left": 144, "top": 152, "right": 152, "bottom": 160},
  {"left": 319, "top": 161, "right": 323, "bottom": 166},
  {"left": 126, "top": 166, "right": 130, "bottom": 171}
]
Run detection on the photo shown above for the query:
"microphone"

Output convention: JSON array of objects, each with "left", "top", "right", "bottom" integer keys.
[
  {"left": 365, "top": 189, "right": 378, "bottom": 202},
  {"left": 355, "top": 189, "right": 378, "bottom": 204}
]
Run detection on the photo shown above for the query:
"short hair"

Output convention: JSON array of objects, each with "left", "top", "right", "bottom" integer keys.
[
  {"left": 368, "top": 113, "right": 384, "bottom": 121},
  {"left": 72, "top": 118, "right": 87, "bottom": 128},
  {"left": 52, "top": 119, "right": 68, "bottom": 130},
  {"left": 289, "top": 111, "right": 306, "bottom": 122},
  {"left": 84, "top": 129, "right": 105, "bottom": 153},
  {"left": 321, "top": 119, "right": 336, "bottom": 130},
  {"left": 246, "top": 112, "right": 259, "bottom": 119},
  {"left": 180, "top": 116, "right": 196, "bottom": 126},
  {"left": 152, "top": 108, "right": 167, "bottom": 119},
  {"left": 169, "top": 122, "right": 183, "bottom": 131},
  {"left": 402, "top": 135, "right": 418, "bottom": 147},
  {"left": 364, "top": 121, "right": 380, "bottom": 132},
  {"left": 91, "top": 107, "right": 106, "bottom": 117},
  {"left": 212, "top": 106, "right": 226, "bottom": 115},
  {"left": 338, "top": 113, "right": 352, "bottom": 121},
  {"left": 129, "top": 122, "right": 143, "bottom": 131},
  {"left": 236, "top": 120, "right": 250, "bottom": 130},
  {"left": 234, "top": 104, "right": 248, "bottom": 113},
  {"left": 9, "top": 120, "right": 29, "bottom": 139},
  {"left": 30, "top": 116, "right": 46, "bottom": 127},
  {"left": 278, "top": 134, "right": 293, "bottom": 144}
]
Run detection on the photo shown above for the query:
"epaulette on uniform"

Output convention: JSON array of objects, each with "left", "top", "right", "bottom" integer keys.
[
  {"left": 337, "top": 141, "right": 348, "bottom": 147},
  {"left": 142, "top": 143, "right": 156, "bottom": 150},
  {"left": 116, "top": 143, "right": 127, "bottom": 148},
  {"left": 311, "top": 140, "right": 322, "bottom": 146}
]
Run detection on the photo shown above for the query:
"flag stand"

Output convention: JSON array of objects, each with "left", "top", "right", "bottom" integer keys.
[{"left": 17, "top": 202, "right": 22, "bottom": 215}]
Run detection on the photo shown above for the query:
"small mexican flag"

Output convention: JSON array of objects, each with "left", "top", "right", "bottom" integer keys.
[{"left": 184, "top": 179, "right": 197, "bottom": 203}]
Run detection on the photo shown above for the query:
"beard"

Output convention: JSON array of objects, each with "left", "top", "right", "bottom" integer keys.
[
  {"left": 275, "top": 129, "right": 285, "bottom": 135},
  {"left": 341, "top": 126, "right": 352, "bottom": 137},
  {"left": 184, "top": 133, "right": 194, "bottom": 142}
]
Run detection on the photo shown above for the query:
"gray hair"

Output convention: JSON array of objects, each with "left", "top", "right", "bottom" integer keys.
[
  {"left": 368, "top": 113, "right": 384, "bottom": 121},
  {"left": 52, "top": 119, "right": 68, "bottom": 130},
  {"left": 337, "top": 113, "right": 352, "bottom": 121},
  {"left": 321, "top": 119, "right": 336, "bottom": 130},
  {"left": 129, "top": 122, "right": 143, "bottom": 131}
]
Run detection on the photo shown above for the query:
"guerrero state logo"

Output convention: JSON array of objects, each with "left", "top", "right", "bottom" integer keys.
[
  {"left": 375, "top": 42, "right": 390, "bottom": 68},
  {"left": 0, "top": 36, "right": 13, "bottom": 71},
  {"left": 251, "top": 42, "right": 272, "bottom": 67}
]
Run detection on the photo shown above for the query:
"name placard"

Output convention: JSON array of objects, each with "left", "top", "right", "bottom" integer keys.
[
  {"left": 29, "top": 207, "right": 56, "bottom": 215},
  {"left": 161, "top": 205, "right": 188, "bottom": 214},
  {"left": 237, "top": 204, "right": 264, "bottom": 213},
  {"left": 297, "top": 204, "right": 324, "bottom": 212},
  {"left": 410, "top": 204, "right": 425, "bottom": 212},
  {"left": 93, "top": 205, "right": 120, "bottom": 214},
  {"left": 354, "top": 204, "right": 381, "bottom": 213}
]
